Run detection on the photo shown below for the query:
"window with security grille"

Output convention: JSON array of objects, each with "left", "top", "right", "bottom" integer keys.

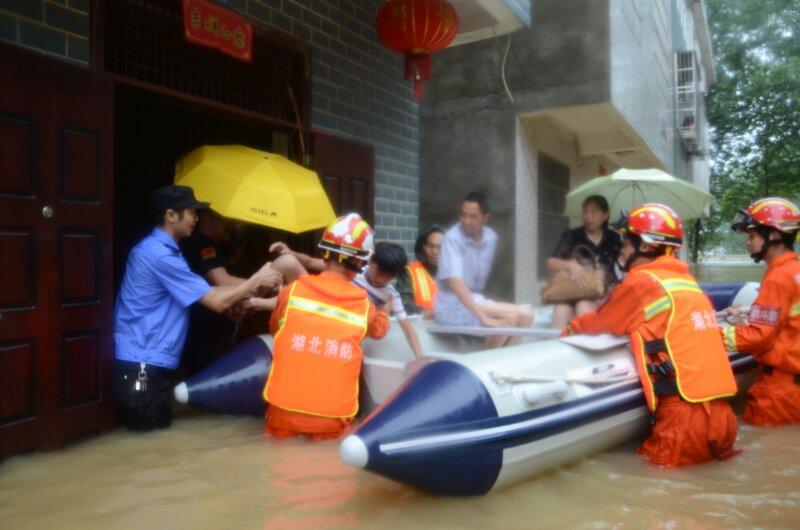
[
  {"left": 103, "top": 0, "right": 304, "bottom": 125},
  {"left": 675, "top": 50, "right": 701, "bottom": 154},
  {"left": 537, "top": 155, "right": 570, "bottom": 278}
]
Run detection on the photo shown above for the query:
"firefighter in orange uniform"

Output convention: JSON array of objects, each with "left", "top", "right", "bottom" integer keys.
[
  {"left": 721, "top": 197, "right": 800, "bottom": 426},
  {"left": 564, "top": 203, "right": 738, "bottom": 467},
  {"left": 263, "top": 213, "right": 390, "bottom": 440}
]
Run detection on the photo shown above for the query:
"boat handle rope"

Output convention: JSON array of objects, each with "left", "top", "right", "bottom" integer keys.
[{"left": 489, "top": 371, "right": 638, "bottom": 386}]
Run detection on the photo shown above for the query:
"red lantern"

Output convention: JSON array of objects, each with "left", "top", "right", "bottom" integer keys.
[{"left": 376, "top": 0, "right": 459, "bottom": 100}]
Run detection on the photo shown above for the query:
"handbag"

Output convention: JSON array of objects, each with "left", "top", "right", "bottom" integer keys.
[{"left": 540, "top": 245, "right": 607, "bottom": 303}]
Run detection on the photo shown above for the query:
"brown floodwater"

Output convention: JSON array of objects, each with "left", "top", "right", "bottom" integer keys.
[
  {"left": 2, "top": 262, "right": 798, "bottom": 530},
  {"left": 690, "top": 260, "right": 765, "bottom": 284}
]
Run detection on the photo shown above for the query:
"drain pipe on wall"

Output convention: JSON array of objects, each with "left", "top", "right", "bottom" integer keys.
[
  {"left": 492, "top": 24, "right": 516, "bottom": 105},
  {"left": 501, "top": 35, "right": 515, "bottom": 104}
]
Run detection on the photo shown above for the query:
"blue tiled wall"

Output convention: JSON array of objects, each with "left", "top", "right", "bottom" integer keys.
[
  {"left": 0, "top": 0, "right": 421, "bottom": 250},
  {"left": 229, "top": 0, "right": 421, "bottom": 250}
]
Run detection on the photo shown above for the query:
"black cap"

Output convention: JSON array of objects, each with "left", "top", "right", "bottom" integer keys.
[{"left": 150, "top": 185, "right": 210, "bottom": 212}]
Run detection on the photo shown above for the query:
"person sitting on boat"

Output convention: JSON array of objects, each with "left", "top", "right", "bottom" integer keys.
[
  {"left": 563, "top": 203, "right": 739, "bottom": 467},
  {"left": 269, "top": 240, "right": 425, "bottom": 359},
  {"left": 721, "top": 197, "right": 800, "bottom": 426},
  {"left": 548, "top": 195, "right": 621, "bottom": 329},
  {"left": 262, "top": 213, "right": 390, "bottom": 440},
  {"left": 397, "top": 224, "right": 444, "bottom": 317},
  {"left": 435, "top": 192, "right": 534, "bottom": 349}
]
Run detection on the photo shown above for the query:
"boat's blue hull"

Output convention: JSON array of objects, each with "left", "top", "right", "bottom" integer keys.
[{"left": 344, "top": 352, "right": 756, "bottom": 496}]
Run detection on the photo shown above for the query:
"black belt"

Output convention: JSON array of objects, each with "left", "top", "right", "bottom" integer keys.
[
  {"left": 644, "top": 338, "right": 678, "bottom": 396},
  {"left": 762, "top": 365, "right": 800, "bottom": 385},
  {"left": 644, "top": 338, "right": 667, "bottom": 355}
]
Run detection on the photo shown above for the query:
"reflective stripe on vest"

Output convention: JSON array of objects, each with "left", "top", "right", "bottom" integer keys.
[
  {"left": 264, "top": 280, "right": 370, "bottom": 419},
  {"left": 790, "top": 300, "right": 800, "bottom": 318},
  {"left": 643, "top": 279, "right": 703, "bottom": 321},
  {"left": 632, "top": 270, "right": 737, "bottom": 411},
  {"left": 722, "top": 324, "right": 738, "bottom": 352},
  {"left": 287, "top": 295, "right": 368, "bottom": 329},
  {"left": 644, "top": 296, "right": 671, "bottom": 321}
]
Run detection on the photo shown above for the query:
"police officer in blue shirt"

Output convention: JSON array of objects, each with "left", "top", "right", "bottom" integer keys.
[{"left": 113, "top": 185, "right": 283, "bottom": 431}]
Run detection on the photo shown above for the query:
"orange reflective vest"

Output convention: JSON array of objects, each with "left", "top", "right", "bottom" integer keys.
[
  {"left": 263, "top": 276, "right": 370, "bottom": 419},
  {"left": 567, "top": 256, "right": 737, "bottom": 411},
  {"left": 407, "top": 261, "right": 438, "bottom": 311},
  {"left": 631, "top": 269, "right": 737, "bottom": 411}
]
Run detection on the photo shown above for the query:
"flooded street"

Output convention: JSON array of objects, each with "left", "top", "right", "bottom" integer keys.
[
  {"left": 2, "top": 262, "right": 798, "bottom": 530},
  {"left": 1, "top": 0, "right": 796, "bottom": 525},
  {"left": 1, "top": 401, "right": 799, "bottom": 530},
  {"left": 691, "top": 259, "right": 765, "bottom": 284}
]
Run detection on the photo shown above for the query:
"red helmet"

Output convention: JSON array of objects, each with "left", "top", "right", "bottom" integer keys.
[
  {"left": 730, "top": 197, "right": 800, "bottom": 234},
  {"left": 616, "top": 203, "right": 684, "bottom": 248},
  {"left": 318, "top": 213, "right": 374, "bottom": 261}
]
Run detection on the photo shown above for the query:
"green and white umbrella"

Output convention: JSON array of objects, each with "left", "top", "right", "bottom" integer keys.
[{"left": 564, "top": 168, "right": 711, "bottom": 221}]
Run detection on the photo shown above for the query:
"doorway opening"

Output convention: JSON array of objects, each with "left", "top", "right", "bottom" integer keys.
[{"left": 113, "top": 87, "right": 313, "bottom": 367}]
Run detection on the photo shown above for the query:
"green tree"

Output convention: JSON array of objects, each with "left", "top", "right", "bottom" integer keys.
[{"left": 694, "top": 0, "right": 800, "bottom": 259}]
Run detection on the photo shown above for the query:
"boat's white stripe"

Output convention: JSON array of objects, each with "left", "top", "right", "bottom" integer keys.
[
  {"left": 379, "top": 387, "right": 643, "bottom": 455},
  {"left": 500, "top": 408, "right": 649, "bottom": 466},
  {"left": 492, "top": 408, "right": 649, "bottom": 490},
  {"left": 379, "top": 355, "right": 755, "bottom": 456}
]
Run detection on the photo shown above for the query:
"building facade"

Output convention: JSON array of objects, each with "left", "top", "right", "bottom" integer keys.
[
  {"left": 0, "top": 0, "right": 712, "bottom": 456},
  {"left": 420, "top": 0, "right": 714, "bottom": 302},
  {"left": 0, "top": 0, "right": 422, "bottom": 247},
  {"left": 0, "top": 0, "right": 434, "bottom": 456}
]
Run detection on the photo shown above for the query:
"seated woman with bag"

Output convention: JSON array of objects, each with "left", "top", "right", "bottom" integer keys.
[{"left": 545, "top": 195, "right": 621, "bottom": 329}]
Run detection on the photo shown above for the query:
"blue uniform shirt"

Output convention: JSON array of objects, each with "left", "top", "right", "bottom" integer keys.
[{"left": 114, "top": 228, "right": 211, "bottom": 370}]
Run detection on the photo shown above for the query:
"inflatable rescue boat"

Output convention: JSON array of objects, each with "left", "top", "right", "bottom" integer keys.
[{"left": 174, "top": 281, "right": 759, "bottom": 496}]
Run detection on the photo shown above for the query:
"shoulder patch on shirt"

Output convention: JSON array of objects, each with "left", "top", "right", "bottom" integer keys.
[
  {"left": 200, "top": 247, "right": 218, "bottom": 260},
  {"left": 748, "top": 304, "right": 781, "bottom": 326}
]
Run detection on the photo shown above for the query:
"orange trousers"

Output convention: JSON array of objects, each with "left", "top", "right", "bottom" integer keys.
[
  {"left": 743, "top": 370, "right": 800, "bottom": 427},
  {"left": 263, "top": 404, "right": 353, "bottom": 441},
  {"left": 638, "top": 395, "right": 738, "bottom": 467}
]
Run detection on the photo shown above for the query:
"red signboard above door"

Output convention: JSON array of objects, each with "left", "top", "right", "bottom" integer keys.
[{"left": 183, "top": 0, "right": 253, "bottom": 62}]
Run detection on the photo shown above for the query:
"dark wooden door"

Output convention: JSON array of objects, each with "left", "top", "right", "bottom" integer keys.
[
  {"left": 312, "top": 132, "right": 375, "bottom": 224},
  {"left": 0, "top": 45, "right": 115, "bottom": 457}
]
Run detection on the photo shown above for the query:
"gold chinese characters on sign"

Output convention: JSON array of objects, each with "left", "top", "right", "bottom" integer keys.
[{"left": 183, "top": 0, "right": 253, "bottom": 62}]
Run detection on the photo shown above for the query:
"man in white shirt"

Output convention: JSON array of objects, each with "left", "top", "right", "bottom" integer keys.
[{"left": 436, "top": 192, "right": 534, "bottom": 348}]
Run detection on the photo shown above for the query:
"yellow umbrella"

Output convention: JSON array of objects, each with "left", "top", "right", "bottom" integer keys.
[{"left": 175, "top": 145, "right": 336, "bottom": 233}]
